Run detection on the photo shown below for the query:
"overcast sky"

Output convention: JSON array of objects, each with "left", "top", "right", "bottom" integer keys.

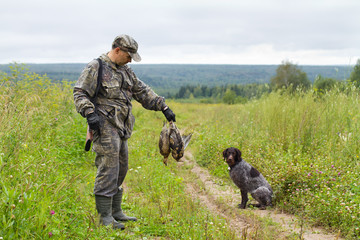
[{"left": 1, "top": 0, "right": 359, "bottom": 65}]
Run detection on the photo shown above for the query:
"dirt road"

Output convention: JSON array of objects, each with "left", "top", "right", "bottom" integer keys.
[{"left": 180, "top": 151, "right": 342, "bottom": 240}]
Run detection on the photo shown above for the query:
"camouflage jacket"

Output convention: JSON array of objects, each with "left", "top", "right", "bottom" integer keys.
[{"left": 73, "top": 53, "right": 167, "bottom": 139}]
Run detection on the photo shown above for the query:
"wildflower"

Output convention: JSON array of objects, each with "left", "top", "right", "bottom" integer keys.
[
  {"left": 307, "top": 173, "right": 311, "bottom": 177},
  {"left": 331, "top": 165, "right": 334, "bottom": 168},
  {"left": 49, "top": 232, "right": 53, "bottom": 237},
  {"left": 50, "top": 210, "right": 55, "bottom": 215}
]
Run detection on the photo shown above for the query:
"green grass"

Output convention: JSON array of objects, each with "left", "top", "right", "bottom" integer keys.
[
  {"left": 1, "top": 65, "right": 359, "bottom": 239},
  {"left": 0, "top": 66, "right": 240, "bottom": 239},
  {"left": 185, "top": 89, "right": 360, "bottom": 239}
]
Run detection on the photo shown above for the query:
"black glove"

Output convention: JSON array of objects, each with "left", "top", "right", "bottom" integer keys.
[
  {"left": 86, "top": 112, "right": 100, "bottom": 131},
  {"left": 162, "top": 107, "right": 176, "bottom": 122}
]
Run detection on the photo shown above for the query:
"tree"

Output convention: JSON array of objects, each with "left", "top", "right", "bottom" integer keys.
[
  {"left": 177, "top": 86, "right": 186, "bottom": 98},
  {"left": 313, "top": 75, "right": 337, "bottom": 93},
  {"left": 193, "top": 85, "right": 203, "bottom": 98},
  {"left": 270, "top": 60, "right": 311, "bottom": 91},
  {"left": 350, "top": 59, "right": 360, "bottom": 87},
  {"left": 223, "top": 89, "right": 236, "bottom": 104}
]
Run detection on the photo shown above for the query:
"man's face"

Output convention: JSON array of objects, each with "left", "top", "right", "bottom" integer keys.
[{"left": 114, "top": 48, "right": 132, "bottom": 66}]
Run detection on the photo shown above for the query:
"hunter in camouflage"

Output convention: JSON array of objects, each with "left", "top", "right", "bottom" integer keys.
[{"left": 73, "top": 34, "right": 176, "bottom": 230}]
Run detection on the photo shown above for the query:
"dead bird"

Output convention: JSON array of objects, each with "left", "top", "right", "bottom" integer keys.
[
  {"left": 159, "top": 121, "right": 192, "bottom": 164},
  {"left": 159, "top": 122, "right": 171, "bottom": 165},
  {"left": 169, "top": 122, "right": 192, "bottom": 161}
]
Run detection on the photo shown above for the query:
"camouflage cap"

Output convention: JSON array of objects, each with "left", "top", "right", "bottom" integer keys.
[{"left": 112, "top": 34, "right": 141, "bottom": 62}]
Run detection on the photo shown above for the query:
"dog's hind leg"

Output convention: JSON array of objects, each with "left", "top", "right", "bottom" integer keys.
[
  {"left": 251, "top": 187, "right": 272, "bottom": 209},
  {"left": 238, "top": 190, "right": 249, "bottom": 209}
]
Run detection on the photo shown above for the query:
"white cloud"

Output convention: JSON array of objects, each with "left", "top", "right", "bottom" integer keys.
[{"left": 0, "top": 0, "right": 360, "bottom": 64}]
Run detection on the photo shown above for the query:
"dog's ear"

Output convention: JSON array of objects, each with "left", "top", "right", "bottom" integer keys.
[
  {"left": 235, "top": 148, "right": 242, "bottom": 162},
  {"left": 222, "top": 149, "right": 228, "bottom": 159}
]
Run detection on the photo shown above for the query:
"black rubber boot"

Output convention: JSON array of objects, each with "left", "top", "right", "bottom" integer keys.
[
  {"left": 95, "top": 195, "right": 125, "bottom": 230},
  {"left": 112, "top": 188, "right": 137, "bottom": 222}
]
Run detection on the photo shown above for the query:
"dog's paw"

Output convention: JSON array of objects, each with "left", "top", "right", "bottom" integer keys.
[{"left": 237, "top": 204, "right": 246, "bottom": 209}]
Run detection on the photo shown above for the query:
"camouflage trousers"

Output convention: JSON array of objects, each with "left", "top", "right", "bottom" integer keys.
[{"left": 92, "top": 118, "right": 128, "bottom": 197}]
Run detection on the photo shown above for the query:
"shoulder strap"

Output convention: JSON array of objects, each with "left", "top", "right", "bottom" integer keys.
[{"left": 91, "top": 58, "right": 102, "bottom": 103}]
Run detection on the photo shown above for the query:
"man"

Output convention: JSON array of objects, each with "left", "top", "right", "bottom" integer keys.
[{"left": 73, "top": 34, "right": 176, "bottom": 230}]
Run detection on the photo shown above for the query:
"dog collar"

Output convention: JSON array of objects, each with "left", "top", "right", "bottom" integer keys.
[{"left": 228, "top": 161, "right": 240, "bottom": 171}]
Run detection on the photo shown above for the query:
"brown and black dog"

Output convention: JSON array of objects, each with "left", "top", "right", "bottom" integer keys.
[{"left": 223, "top": 147, "right": 273, "bottom": 209}]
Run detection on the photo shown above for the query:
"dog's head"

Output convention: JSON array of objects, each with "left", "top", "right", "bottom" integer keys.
[{"left": 223, "top": 147, "right": 242, "bottom": 167}]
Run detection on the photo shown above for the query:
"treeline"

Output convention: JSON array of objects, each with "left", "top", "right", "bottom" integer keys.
[
  {"left": 172, "top": 83, "right": 270, "bottom": 104},
  {"left": 0, "top": 61, "right": 357, "bottom": 104},
  {"left": 0, "top": 63, "right": 352, "bottom": 97},
  {"left": 170, "top": 60, "right": 360, "bottom": 104}
]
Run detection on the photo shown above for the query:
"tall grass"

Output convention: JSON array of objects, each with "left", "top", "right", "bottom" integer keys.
[
  {"left": 186, "top": 88, "right": 360, "bottom": 239},
  {"left": 0, "top": 65, "right": 94, "bottom": 239},
  {"left": 1, "top": 65, "right": 358, "bottom": 239},
  {"left": 0, "top": 66, "right": 245, "bottom": 239}
]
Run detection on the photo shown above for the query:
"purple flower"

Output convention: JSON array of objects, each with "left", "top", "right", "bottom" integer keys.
[
  {"left": 331, "top": 165, "right": 334, "bottom": 168},
  {"left": 50, "top": 210, "right": 55, "bottom": 215},
  {"left": 49, "top": 232, "right": 53, "bottom": 237},
  {"left": 307, "top": 173, "right": 311, "bottom": 177}
]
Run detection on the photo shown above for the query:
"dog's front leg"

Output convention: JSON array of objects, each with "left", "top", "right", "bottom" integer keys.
[{"left": 238, "top": 190, "right": 248, "bottom": 209}]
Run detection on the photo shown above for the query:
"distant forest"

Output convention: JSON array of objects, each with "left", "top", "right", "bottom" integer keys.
[{"left": 0, "top": 63, "right": 353, "bottom": 98}]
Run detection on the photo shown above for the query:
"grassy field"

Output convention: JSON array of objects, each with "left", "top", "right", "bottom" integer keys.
[
  {"left": 0, "top": 66, "right": 359, "bottom": 239},
  {"left": 185, "top": 89, "right": 360, "bottom": 239}
]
